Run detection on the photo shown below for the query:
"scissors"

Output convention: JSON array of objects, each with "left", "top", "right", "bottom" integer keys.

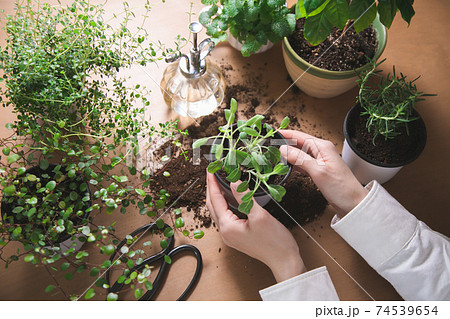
[{"left": 105, "top": 222, "right": 202, "bottom": 301}]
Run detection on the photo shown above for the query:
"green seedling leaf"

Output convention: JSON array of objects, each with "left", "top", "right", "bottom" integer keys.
[
  {"left": 85, "top": 288, "right": 95, "bottom": 300},
  {"left": 238, "top": 200, "right": 254, "bottom": 215},
  {"left": 46, "top": 181, "right": 56, "bottom": 191},
  {"left": 236, "top": 181, "right": 249, "bottom": 192},
  {"left": 107, "top": 292, "right": 118, "bottom": 301},
  {"left": 280, "top": 116, "right": 290, "bottom": 129},
  {"left": 246, "top": 114, "right": 265, "bottom": 127},
  {"left": 243, "top": 127, "right": 258, "bottom": 137},
  {"left": 39, "top": 159, "right": 49, "bottom": 170},
  {"left": 45, "top": 285, "right": 55, "bottom": 293},
  {"left": 215, "top": 144, "right": 224, "bottom": 160},
  {"left": 193, "top": 137, "right": 209, "bottom": 149},
  {"left": 226, "top": 168, "right": 241, "bottom": 183},
  {"left": 267, "top": 184, "right": 286, "bottom": 202},
  {"left": 207, "top": 160, "right": 223, "bottom": 173},
  {"left": 230, "top": 98, "right": 238, "bottom": 113},
  {"left": 224, "top": 109, "right": 235, "bottom": 123},
  {"left": 164, "top": 255, "right": 172, "bottom": 264},
  {"left": 241, "top": 191, "right": 254, "bottom": 203},
  {"left": 164, "top": 227, "right": 174, "bottom": 238},
  {"left": 273, "top": 163, "right": 289, "bottom": 175},
  {"left": 3, "top": 185, "right": 16, "bottom": 196}
]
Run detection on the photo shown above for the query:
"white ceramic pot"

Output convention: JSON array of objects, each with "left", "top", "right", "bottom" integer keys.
[
  {"left": 282, "top": 16, "right": 387, "bottom": 99},
  {"left": 342, "top": 104, "right": 427, "bottom": 185},
  {"left": 228, "top": 33, "right": 275, "bottom": 55}
]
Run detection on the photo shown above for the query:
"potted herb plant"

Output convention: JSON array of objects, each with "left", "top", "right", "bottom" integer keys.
[
  {"left": 199, "top": 0, "right": 295, "bottom": 57},
  {"left": 193, "top": 98, "right": 292, "bottom": 214},
  {"left": 0, "top": 0, "right": 197, "bottom": 300},
  {"left": 342, "top": 59, "right": 431, "bottom": 184},
  {"left": 283, "top": 0, "right": 415, "bottom": 98}
]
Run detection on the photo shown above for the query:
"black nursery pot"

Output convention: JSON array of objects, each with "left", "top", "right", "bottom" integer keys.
[
  {"left": 1, "top": 164, "right": 92, "bottom": 248},
  {"left": 211, "top": 124, "right": 292, "bottom": 212},
  {"left": 342, "top": 103, "right": 427, "bottom": 184}
]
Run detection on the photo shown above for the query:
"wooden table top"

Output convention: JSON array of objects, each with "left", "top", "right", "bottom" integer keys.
[{"left": 0, "top": 0, "right": 448, "bottom": 301}]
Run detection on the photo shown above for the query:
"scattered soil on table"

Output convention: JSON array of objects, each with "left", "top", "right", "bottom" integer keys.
[
  {"left": 288, "top": 18, "right": 378, "bottom": 71},
  {"left": 150, "top": 60, "right": 331, "bottom": 229},
  {"left": 348, "top": 111, "right": 425, "bottom": 165}
]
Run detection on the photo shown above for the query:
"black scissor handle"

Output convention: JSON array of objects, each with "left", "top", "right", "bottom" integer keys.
[{"left": 105, "top": 222, "right": 202, "bottom": 301}]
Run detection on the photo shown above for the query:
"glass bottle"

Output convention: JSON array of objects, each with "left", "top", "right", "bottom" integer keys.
[{"left": 160, "top": 22, "right": 226, "bottom": 118}]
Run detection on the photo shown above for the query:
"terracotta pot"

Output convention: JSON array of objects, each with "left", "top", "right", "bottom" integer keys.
[
  {"left": 282, "top": 16, "right": 387, "bottom": 99},
  {"left": 342, "top": 103, "right": 427, "bottom": 184}
]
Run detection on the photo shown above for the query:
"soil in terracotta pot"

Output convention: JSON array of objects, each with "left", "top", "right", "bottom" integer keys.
[
  {"left": 150, "top": 68, "right": 328, "bottom": 228},
  {"left": 288, "top": 18, "right": 378, "bottom": 71},
  {"left": 350, "top": 115, "right": 424, "bottom": 165}
]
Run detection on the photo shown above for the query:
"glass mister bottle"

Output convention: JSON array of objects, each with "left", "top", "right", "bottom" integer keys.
[{"left": 160, "top": 22, "right": 226, "bottom": 118}]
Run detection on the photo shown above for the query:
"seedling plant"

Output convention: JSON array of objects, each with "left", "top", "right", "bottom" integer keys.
[{"left": 193, "top": 98, "right": 290, "bottom": 214}]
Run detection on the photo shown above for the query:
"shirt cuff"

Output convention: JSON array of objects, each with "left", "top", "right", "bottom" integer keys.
[
  {"left": 259, "top": 266, "right": 339, "bottom": 301},
  {"left": 331, "top": 180, "right": 418, "bottom": 269}
]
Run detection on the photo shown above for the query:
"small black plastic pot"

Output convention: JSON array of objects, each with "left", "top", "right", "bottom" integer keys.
[
  {"left": 211, "top": 124, "right": 292, "bottom": 212},
  {"left": 342, "top": 103, "right": 427, "bottom": 184},
  {"left": 1, "top": 164, "right": 92, "bottom": 252}
]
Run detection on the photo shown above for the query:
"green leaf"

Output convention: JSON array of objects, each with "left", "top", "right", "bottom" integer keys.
[
  {"left": 226, "top": 167, "right": 241, "bottom": 183},
  {"left": 214, "top": 144, "right": 224, "bottom": 160},
  {"left": 246, "top": 115, "right": 264, "bottom": 127},
  {"left": 145, "top": 281, "right": 153, "bottom": 291},
  {"left": 207, "top": 160, "right": 223, "bottom": 174},
  {"left": 26, "top": 197, "right": 38, "bottom": 205},
  {"left": 39, "top": 159, "right": 49, "bottom": 170},
  {"left": 323, "top": 0, "right": 349, "bottom": 30},
  {"left": 3, "top": 185, "right": 16, "bottom": 196},
  {"left": 193, "top": 229, "right": 204, "bottom": 239},
  {"left": 280, "top": 116, "right": 290, "bottom": 129},
  {"left": 236, "top": 181, "right": 249, "bottom": 193},
  {"left": 64, "top": 273, "right": 74, "bottom": 281},
  {"left": 265, "top": 146, "right": 281, "bottom": 164},
  {"left": 135, "top": 189, "right": 146, "bottom": 197},
  {"left": 5, "top": 123, "right": 13, "bottom": 130},
  {"left": 164, "top": 227, "right": 174, "bottom": 238},
  {"left": 230, "top": 98, "right": 238, "bottom": 113},
  {"left": 12, "top": 226, "right": 22, "bottom": 236},
  {"left": 45, "top": 285, "right": 55, "bottom": 293},
  {"left": 241, "top": 38, "right": 261, "bottom": 57},
  {"left": 304, "top": 0, "right": 329, "bottom": 15},
  {"left": 90, "top": 267, "right": 100, "bottom": 277},
  {"left": 12, "top": 206, "right": 23, "bottom": 214},
  {"left": 2, "top": 147, "right": 10, "bottom": 155},
  {"left": 164, "top": 255, "right": 172, "bottom": 264},
  {"left": 192, "top": 137, "right": 209, "bottom": 149},
  {"left": 241, "top": 191, "right": 254, "bottom": 203},
  {"left": 182, "top": 230, "right": 190, "bottom": 237},
  {"left": 160, "top": 239, "right": 168, "bottom": 249},
  {"left": 134, "top": 288, "right": 144, "bottom": 299},
  {"left": 395, "top": 0, "right": 415, "bottom": 25},
  {"left": 85, "top": 288, "right": 96, "bottom": 300},
  {"left": 304, "top": 10, "right": 334, "bottom": 45},
  {"left": 46, "top": 181, "right": 56, "bottom": 191},
  {"left": 107, "top": 292, "right": 118, "bottom": 301},
  {"left": 273, "top": 163, "right": 289, "bottom": 175},
  {"left": 156, "top": 219, "right": 165, "bottom": 229},
  {"left": 175, "top": 217, "right": 185, "bottom": 228},
  {"left": 349, "top": 0, "right": 377, "bottom": 33},
  {"left": 267, "top": 184, "right": 286, "bottom": 202},
  {"left": 101, "top": 244, "right": 115, "bottom": 255},
  {"left": 7, "top": 154, "right": 20, "bottom": 164},
  {"left": 378, "top": 0, "right": 397, "bottom": 28},
  {"left": 24, "top": 254, "right": 34, "bottom": 263},
  {"left": 224, "top": 109, "right": 235, "bottom": 123},
  {"left": 243, "top": 127, "right": 259, "bottom": 137},
  {"left": 60, "top": 262, "right": 70, "bottom": 271},
  {"left": 238, "top": 199, "right": 254, "bottom": 215}
]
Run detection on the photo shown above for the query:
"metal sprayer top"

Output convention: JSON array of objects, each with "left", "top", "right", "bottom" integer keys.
[{"left": 165, "top": 22, "right": 215, "bottom": 78}]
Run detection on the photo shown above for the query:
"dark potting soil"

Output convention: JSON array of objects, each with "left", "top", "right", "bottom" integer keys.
[
  {"left": 350, "top": 115, "right": 424, "bottom": 165},
  {"left": 288, "top": 19, "right": 378, "bottom": 71}
]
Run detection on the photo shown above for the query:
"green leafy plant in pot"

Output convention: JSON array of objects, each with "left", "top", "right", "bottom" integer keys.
[
  {"left": 193, "top": 98, "right": 292, "bottom": 214},
  {"left": 283, "top": 0, "right": 416, "bottom": 98},
  {"left": 342, "top": 58, "right": 432, "bottom": 184},
  {"left": 0, "top": 0, "right": 198, "bottom": 300},
  {"left": 199, "top": 0, "right": 295, "bottom": 57}
]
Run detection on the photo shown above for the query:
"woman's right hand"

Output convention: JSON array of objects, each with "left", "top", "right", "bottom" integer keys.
[{"left": 279, "top": 130, "right": 368, "bottom": 218}]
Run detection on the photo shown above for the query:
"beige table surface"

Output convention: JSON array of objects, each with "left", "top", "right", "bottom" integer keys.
[{"left": 0, "top": 0, "right": 449, "bottom": 301}]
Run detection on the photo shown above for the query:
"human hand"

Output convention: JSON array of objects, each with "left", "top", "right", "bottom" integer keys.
[
  {"left": 206, "top": 171, "right": 307, "bottom": 283},
  {"left": 280, "top": 130, "right": 368, "bottom": 218}
]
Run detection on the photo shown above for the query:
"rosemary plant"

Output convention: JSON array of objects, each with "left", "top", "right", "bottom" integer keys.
[
  {"left": 357, "top": 59, "right": 433, "bottom": 142},
  {"left": 193, "top": 98, "right": 290, "bottom": 214}
]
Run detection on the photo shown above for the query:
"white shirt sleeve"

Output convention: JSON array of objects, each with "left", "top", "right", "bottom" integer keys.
[
  {"left": 259, "top": 180, "right": 450, "bottom": 301},
  {"left": 259, "top": 266, "right": 339, "bottom": 301},
  {"left": 331, "top": 180, "right": 450, "bottom": 301}
]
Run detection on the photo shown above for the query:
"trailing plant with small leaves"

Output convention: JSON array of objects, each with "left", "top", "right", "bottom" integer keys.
[
  {"left": 295, "top": 0, "right": 416, "bottom": 46},
  {"left": 0, "top": 0, "right": 199, "bottom": 301},
  {"left": 357, "top": 58, "right": 433, "bottom": 143},
  {"left": 199, "top": 0, "right": 295, "bottom": 57},
  {"left": 193, "top": 98, "right": 290, "bottom": 214}
]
